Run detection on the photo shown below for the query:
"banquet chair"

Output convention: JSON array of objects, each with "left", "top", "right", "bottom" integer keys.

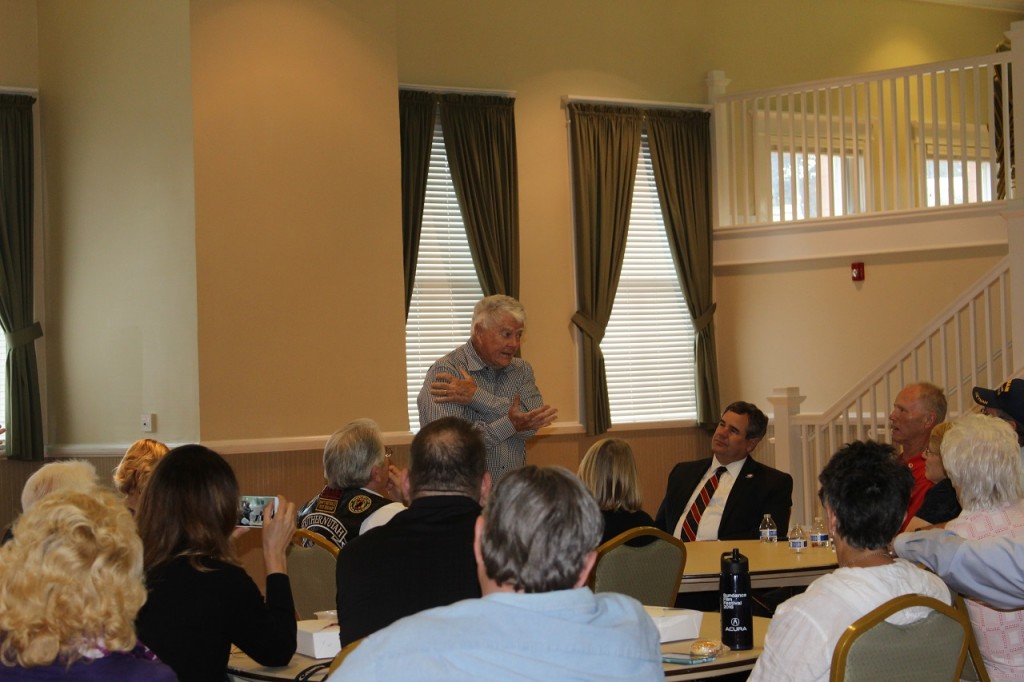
[
  {"left": 588, "top": 526, "right": 686, "bottom": 607},
  {"left": 289, "top": 528, "right": 340, "bottom": 620},
  {"left": 830, "top": 594, "right": 970, "bottom": 682},
  {"left": 953, "top": 592, "right": 992, "bottom": 682}
]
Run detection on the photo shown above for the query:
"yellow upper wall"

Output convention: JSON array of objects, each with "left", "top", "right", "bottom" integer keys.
[
  {"left": 192, "top": 1, "right": 405, "bottom": 440},
  {"left": 0, "top": 1, "right": 38, "bottom": 88},
  {"left": 3, "top": 1, "right": 1020, "bottom": 447}
]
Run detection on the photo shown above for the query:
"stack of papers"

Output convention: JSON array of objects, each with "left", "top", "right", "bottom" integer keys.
[
  {"left": 643, "top": 606, "right": 703, "bottom": 643},
  {"left": 296, "top": 619, "right": 341, "bottom": 659}
]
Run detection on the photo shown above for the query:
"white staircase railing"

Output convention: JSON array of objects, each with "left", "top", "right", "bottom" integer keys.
[{"left": 770, "top": 255, "right": 1013, "bottom": 523}]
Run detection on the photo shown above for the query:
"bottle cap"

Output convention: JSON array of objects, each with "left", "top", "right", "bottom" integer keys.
[{"left": 720, "top": 548, "right": 749, "bottom": 574}]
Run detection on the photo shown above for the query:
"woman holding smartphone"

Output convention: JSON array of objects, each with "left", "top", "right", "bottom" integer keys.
[{"left": 135, "top": 444, "right": 297, "bottom": 682}]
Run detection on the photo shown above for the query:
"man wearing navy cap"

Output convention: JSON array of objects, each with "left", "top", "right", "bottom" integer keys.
[{"left": 973, "top": 378, "right": 1024, "bottom": 447}]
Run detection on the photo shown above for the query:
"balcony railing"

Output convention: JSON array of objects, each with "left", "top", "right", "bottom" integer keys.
[{"left": 710, "top": 50, "right": 1014, "bottom": 228}]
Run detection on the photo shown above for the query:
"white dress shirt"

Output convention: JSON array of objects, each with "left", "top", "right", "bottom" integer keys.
[{"left": 673, "top": 457, "right": 747, "bottom": 540}]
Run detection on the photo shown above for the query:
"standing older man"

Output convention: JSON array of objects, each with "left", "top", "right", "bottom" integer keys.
[
  {"left": 418, "top": 294, "right": 557, "bottom": 482},
  {"left": 656, "top": 401, "right": 792, "bottom": 541},
  {"left": 297, "top": 418, "right": 405, "bottom": 551},
  {"left": 889, "top": 382, "right": 946, "bottom": 528},
  {"left": 332, "top": 465, "right": 662, "bottom": 681}
]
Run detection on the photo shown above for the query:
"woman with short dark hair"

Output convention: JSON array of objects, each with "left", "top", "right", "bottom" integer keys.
[{"left": 750, "top": 440, "right": 950, "bottom": 682}]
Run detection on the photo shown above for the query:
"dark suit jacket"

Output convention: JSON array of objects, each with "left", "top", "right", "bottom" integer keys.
[
  {"left": 654, "top": 457, "right": 793, "bottom": 541},
  {"left": 335, "top": 495, "right": 482, "bottom": 646}
]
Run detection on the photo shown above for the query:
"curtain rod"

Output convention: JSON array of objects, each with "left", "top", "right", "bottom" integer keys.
[
  {"left": 1, "top": 86, "right": 39, "bottom": 96},
  {"left": 399, "top": 83, "right": 516, "bottom": 98},
  {"left": 561, "top": 94, "right": 711, "bottom": 112}
]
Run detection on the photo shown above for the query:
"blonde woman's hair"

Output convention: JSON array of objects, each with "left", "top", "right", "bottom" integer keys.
[
  {"left": 942, "top": 412, "right": 1024, "bottom": 511},
  {"left": 0, "top": 489, "right": 145, "bottom": 668},
  {"left": 577, "top": 438, "right": 643, "bottom": 512},
  {"left": 928, "top": 421, "right": 953, "bottom": 458},
  {"left": 20, "top": 460, "right": 98, "bottom": 513},
  {"left": 112, "top": 439, "right": 170, "bottom": 511}
]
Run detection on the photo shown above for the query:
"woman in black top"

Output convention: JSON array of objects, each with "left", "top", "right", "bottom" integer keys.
[
  {"left": 135, "top": 445, "right": 298, "bottom": 682},
  {"left": 578, "top": 438, "right": 655, "bottom": 545},
  {"left": 906, "top": 421, "right": 961, "bottom": 530}
]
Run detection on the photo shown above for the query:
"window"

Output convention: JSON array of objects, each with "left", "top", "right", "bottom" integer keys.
[
  {"left": 404, "top": 118, "right": 484, "bottom": 431},
  {"left": 771, "top": 150, "right": 866, "bottom": 221},
  {"left": 601, "top": 131, "right": 697, "bottom": 423},
  {"left": 921, "top": 124, "right": 994, "bottom": 207}
]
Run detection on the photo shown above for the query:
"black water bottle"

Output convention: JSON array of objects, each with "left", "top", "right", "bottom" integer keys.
[{"left": 720, "top": 547, "right": 753, "bottom": 650}]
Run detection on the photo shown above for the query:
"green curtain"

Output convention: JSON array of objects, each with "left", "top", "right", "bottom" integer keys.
[
  {"left": 439, "top": 94, "right": 519, "bottom": 298},
  {"left": 0, "top": 95, "right": 44, "bottom": 460},
  {"left": 646, "top": 109, "right": 721, "bottom": 431},
  {"left": 567, "top": 103, "right": 643, "bottom": 436},
  {"left": 399, "top": 90, "right": 436, "bottom": 319}
]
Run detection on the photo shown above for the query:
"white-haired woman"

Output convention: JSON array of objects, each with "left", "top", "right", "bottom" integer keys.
[{"left": 944, "top": 412, "right": 1024, "bottom": 680}]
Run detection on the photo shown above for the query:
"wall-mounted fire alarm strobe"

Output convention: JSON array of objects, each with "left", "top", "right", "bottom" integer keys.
[{"left": 851, "top": 262, "right": 865, "bottom": 282}]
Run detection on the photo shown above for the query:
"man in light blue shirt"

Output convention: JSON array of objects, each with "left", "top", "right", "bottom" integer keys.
[
  {"left": 895, "top": 529, "right": 1024, "bottom": 610},
  {"left": 331, "top": 465, "right": 662, "bottom": 682}
]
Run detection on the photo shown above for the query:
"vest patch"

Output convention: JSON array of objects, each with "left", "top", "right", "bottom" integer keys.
[{"left": 348, "top": 494, "right": 373, "bottom": 514}]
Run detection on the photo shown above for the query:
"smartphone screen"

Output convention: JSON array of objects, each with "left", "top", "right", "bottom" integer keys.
[{"left": 237, "top": 495, "right": 277, "bottom": 528}]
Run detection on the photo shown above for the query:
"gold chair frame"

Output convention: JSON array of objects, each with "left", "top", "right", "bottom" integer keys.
[
  {"left": 830, "top": 594, "right": 970, "bottom": 682},
  {"left": 588, "top": 526, "right": 687, "bottom": 607}
]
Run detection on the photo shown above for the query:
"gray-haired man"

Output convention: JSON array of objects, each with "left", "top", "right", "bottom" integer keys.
[
  {"left": 418, "top": 294, "right": 557, "bottom": 482},
  {"left": 333, "top": 465, "right": 662, "bottom": 681},
  {"left": 297, "top": 418, "right": 404, "bottom": 550}
]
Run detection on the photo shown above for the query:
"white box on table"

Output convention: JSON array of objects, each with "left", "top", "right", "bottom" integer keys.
[
  {"left": 643, "top": 606, "right": 703, "bottom": 643},
  {"left": 296, "top": 619, "right": 341, "bottom": 659}
]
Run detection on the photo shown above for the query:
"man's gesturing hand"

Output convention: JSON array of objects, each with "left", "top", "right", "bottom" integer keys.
[
  {"left": 508, "top": 394, "right": 558, "bottom": 433},
  {"left": 430, "top": 367, "right": 477, "bottom": 405}
]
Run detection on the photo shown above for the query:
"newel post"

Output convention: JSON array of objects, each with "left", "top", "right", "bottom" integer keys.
[
  {"left": 1005, "top": 22, "right": 1024, "bottom": 373},
  {"left": 766, "top": 387, "right": 807, "bottom": 526},
  {"left": 706, "top": 70, "right": 731, "bottom": 229}
]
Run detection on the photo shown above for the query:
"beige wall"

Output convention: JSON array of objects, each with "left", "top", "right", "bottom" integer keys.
[
  {"left": 190, "top": 1, "right": 404, "bottom": 440},
  {"left": 0, "top": 0, "right": 1019, "bottom": 451},
  {"left": 34, "top": 1, "right": 200, "bottom": 446},
  {"left": 715, "top": 245, "right": 1006, "bottom": 413}
]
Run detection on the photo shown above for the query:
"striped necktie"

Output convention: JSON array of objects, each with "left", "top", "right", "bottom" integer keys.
[{"left": 680, "top": 466, "right": 728, "bottom": 542}]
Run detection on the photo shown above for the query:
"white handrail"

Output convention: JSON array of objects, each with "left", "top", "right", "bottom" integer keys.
[{"left": 775, "top": 256, "right": 1013, "bottom": 521}]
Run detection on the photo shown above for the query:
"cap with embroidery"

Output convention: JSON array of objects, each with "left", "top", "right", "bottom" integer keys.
[{"left": 972, "top": 379, "right": 1024, "bottom": 423}]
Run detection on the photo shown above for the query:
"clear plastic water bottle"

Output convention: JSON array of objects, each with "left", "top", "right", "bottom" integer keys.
[
  {"left": 809, "top": 516, "right": 829, "bottom": 548},
  {"left": 758, "top": 513, "right": 778, "bottom": 543},
  {"left": 788, "top": 523, "right": 808, "bottom": 553}
]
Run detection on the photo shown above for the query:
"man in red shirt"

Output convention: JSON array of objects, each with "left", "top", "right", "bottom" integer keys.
[{"left": 889, "top": 382, "right": 947, "bottom": 530}]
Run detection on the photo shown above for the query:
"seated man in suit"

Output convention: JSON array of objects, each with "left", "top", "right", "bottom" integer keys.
[
  {"left": 656, "top": 401, "right": 793, "bottom": 541},
  {"left": 333, "top": 465, "right": 663, "bottom": 681},
  {"left": 335, "top": 416, "right": 490, "bottom": 646}
]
